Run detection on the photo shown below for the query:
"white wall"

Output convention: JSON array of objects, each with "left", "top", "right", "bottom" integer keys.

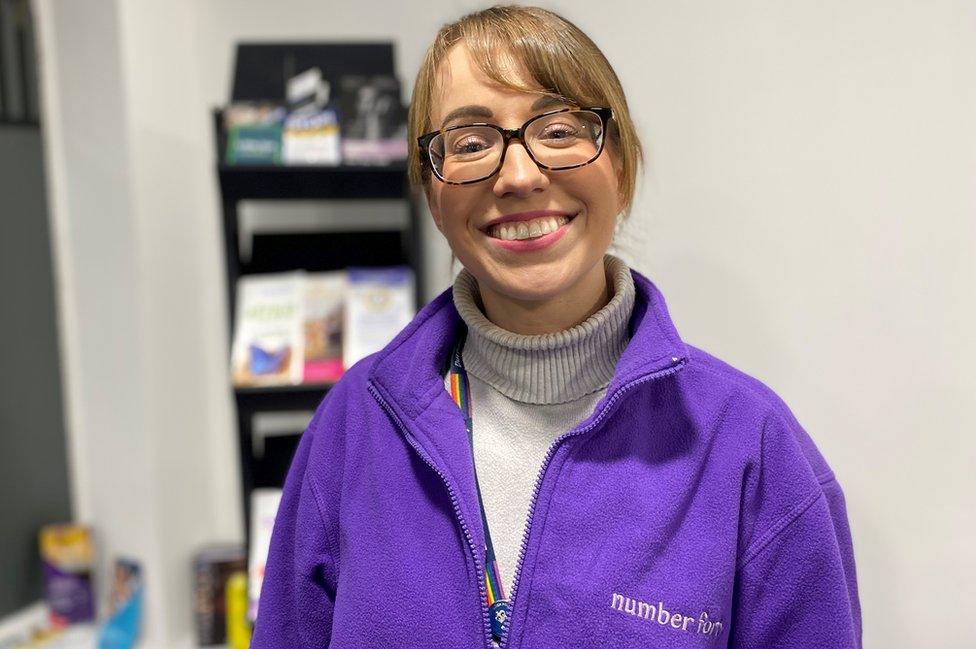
[
  {"left": 34, "top": 0, "right": 975, "bottom": 646},
  {"left": 32, "top": 0, "right": 165, "bottom": 639},
  {"left": 604, "top": 5, "right": 976, "bottom": 648},
  {"left": 33, "top": 0, "right": 240, "bottom": 645}
]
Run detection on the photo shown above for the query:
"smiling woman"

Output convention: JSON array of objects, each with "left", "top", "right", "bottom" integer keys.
[
  {"left": 409, "top": 7, "right": 644, "bottom": 335},
  {"left": 408, "top": 6, "right": 643, "bottom": 210},
  {"left": 420, "top": 42, "right": 624, "bottom": 334},
  {"left": 251, "top": 6, "right": 862, "bottom": 649}
]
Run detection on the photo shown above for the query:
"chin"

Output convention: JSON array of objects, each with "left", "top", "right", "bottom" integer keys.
[{"left": 492, "top": 268, "right": 574, "bottom": 301}]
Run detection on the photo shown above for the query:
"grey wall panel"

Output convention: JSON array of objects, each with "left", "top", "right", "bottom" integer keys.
[{"left": 0, "top": 124, "right": 70, "bottom": 616}]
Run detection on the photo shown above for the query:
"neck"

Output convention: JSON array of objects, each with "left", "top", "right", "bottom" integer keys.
[
  {"left": 476, "top": 259, "right": 611, "bottom": 335},
  {"left": 450, "top": 253, "right": 637, "bottom": 404}
]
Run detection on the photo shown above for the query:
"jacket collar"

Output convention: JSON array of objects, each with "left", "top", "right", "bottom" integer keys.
[
  {"left": 368, "top": 266, "right": 689, "bottom": 426},
  {"left": 366, "top": 267, "right": 689, "bottom": 546}
]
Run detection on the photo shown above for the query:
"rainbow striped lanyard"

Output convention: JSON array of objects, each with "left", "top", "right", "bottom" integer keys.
[{"left": 448, "top": 330, "right": 510, "bottom": 643}]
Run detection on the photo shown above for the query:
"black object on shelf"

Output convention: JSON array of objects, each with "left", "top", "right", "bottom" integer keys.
[
  {"left": 245, "top": 231, "right": 407, "bottom": 275},
  {"left": 216, "top": 42, "right": 424, "bottom": 547},
  {"left": 216, "top": 162, "right": 408, "bottom": 199},
  {"left": 231, "top": 43, "right": 396, "bottom": 102}
]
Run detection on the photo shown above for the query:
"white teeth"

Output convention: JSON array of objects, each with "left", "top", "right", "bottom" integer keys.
[{"left": 490, "top": 215, "right": 571, "bottom": 241}]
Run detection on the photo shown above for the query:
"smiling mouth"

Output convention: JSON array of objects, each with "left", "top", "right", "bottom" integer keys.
[{"left": 485, "top": 213, "right": 577, "bottom": 241}]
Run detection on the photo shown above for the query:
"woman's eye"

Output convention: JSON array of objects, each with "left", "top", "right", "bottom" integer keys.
[
  {"left": 450, "top": 136, "right": 491, "bottom": 155},
  {"left": 539, "top": 123, "right": 581, "bottom": 141}
]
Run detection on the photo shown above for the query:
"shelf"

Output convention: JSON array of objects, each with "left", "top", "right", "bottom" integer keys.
[
  {"left": 216, "top": 42, "right": 424, "bottom": 566},
  {"left": 234, "top": 382, "right": 333, "bottom": 413},
  {"left": 236, "top": 229, "right": 410, "bottom": 275},
  {"left": 217, "top": 163, "right": 410, "bottom": 200},
  {"left": 234, "top": 382, "right": 335, "bottom": 396}
]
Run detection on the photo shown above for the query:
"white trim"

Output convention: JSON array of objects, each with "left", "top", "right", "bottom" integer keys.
[{"left": 0, "top": 601, "right": 47, "bottom": 645}]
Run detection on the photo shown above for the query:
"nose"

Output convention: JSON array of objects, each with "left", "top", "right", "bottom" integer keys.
[{"left": 493, "top": 140, "right": 549, "bottom": 198}]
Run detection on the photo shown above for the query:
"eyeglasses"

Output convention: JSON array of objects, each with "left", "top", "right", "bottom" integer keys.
[{"left": 418, "top": 106, "right": 613, "bottom": 185}]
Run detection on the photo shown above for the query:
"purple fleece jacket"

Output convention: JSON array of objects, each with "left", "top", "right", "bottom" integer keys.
[{"left": 251, "top": 268, "right": 862, "bottom": 648}]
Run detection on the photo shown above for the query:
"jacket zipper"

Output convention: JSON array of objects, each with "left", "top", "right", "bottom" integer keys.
[
  {"left": 367, "top": 383, "right": 495, "bottom": 649},
  {"left": 499, "top": 357, "right": 688, "bottom": 648}
]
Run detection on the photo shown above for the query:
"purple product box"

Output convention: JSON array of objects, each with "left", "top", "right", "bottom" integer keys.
[{"left": 39, "top": 524, "right": 96, "bottom": 627}]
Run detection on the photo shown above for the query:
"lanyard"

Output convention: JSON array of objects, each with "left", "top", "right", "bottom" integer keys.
[{"left": 448, "top": 329, "right": 510, "bottom": 643}]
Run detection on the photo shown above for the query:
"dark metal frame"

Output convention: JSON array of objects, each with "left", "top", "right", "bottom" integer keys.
[
  {"left": 417, "top": 106, "right": 613, "bottom": 185},
  {"left": 214, "top": 115, "right": 425, "bottom": 544}
]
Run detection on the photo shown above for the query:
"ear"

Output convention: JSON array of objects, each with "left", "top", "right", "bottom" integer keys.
[
  {"left": 424, "top": 183, "right": 445, "bottom": 235},
  {"left": 609, "top": 145, "right": 626, "bottom": 214}
]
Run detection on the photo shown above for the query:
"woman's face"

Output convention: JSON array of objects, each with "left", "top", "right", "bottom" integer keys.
[{"left": 425, "top": 44, "right": 622, "bottom": 306}]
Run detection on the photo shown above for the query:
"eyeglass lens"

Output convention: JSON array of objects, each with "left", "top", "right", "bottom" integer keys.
[{"left": 429, "top": 110, "right": 605, "bottom": 183}]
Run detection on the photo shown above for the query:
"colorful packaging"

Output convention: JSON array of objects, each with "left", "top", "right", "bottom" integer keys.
[
  {"left": 39, "top": 524, "right": 96, "bottom": 627},
  {"left": 193, "top": 545, "right": 246, "bottom": 646},
  {"left": 225, "top": 571, "right": 252, "bottom": 649},
  {"left": 230, "top": 273, "right": 305, "bottom": 387},
  {"left": 335, "top": 75, "right": 408, "bottom": 165},
  {"left": 282, "top": 109, "right": 341, "bottom": 165},
  {"left": 248, "top": 489, "right": 282, "bottom": 622},
  {"left": 342, "top": 266, "right": 415, "bottom": 369},
  {"left": 223, "top": 103, "right": 286, "bottom": 165},
  {"left": 97, "top": 558, "right": 142, "bottom": 649},
  {"left": 302, "top": 271, "right": 345, "bottom": 383}
]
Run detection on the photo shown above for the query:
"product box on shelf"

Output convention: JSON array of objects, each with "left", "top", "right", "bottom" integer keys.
[
  {"left": 223, "top": 102, "right": 287, "bottom": 166},
  {"left": 335, "top": 75, "right": 408, "bottom": 165},
  {"left": 231, "top": 272, "right": 305, "bottom": 387},
  {"left": 342, "top": 266, "right": 415, "bottom": 369},
  {"left": 231, "top": 267, "right": 414, "bottom": 388},
  {"left": 247, "top": 489, "right": 283, "bottom": 623},
  {"left": 192, "top": 544, "right": 246, "bottom": 647},
  {"left": 302, "top": 271, "right": 345, "bottom": 383},
  {"left": 38, "top": 524, "right": 96, "bottom": 628}
]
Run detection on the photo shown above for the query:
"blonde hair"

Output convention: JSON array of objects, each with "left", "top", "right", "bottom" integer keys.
[{"left": 408, "top": 5, "right": 643, "bottom": 218}]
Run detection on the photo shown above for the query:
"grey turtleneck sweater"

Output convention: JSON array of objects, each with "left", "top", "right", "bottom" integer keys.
[{"left": 442, "top": 253, "right": 636, "bottom": 599}]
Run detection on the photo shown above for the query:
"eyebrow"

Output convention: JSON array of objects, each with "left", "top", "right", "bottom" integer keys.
[{"left": 439, "top": 94, "right": 571, "bottom": 129}]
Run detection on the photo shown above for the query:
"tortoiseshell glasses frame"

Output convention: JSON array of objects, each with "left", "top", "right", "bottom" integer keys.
[{"left": 417, "top": 106, "right": 613, "bottom": 185}]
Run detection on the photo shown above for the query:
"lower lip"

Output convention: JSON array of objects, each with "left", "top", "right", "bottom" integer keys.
[{"left": 484, "top": 216, "right": 575, "bottom": 252}]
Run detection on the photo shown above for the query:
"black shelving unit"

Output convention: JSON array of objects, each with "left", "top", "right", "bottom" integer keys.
[{"left": 215, "top": 43, "right": 425, "bottom": 543}]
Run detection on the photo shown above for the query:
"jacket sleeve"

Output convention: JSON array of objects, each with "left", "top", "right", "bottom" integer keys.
[
  {"left": 730, "top": 412, "right": 862, "bottom": 648},
  {"left": 251, "top": 401, "right": 340, "bottom": 649}
]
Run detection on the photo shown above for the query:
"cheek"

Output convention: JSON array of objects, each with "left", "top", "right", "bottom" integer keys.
[
  {"left": 431, "top": 186, "right": 484, "bottom": 233},
  {"left": 573, "top": 163, "right": 620, "bottom": 213}
]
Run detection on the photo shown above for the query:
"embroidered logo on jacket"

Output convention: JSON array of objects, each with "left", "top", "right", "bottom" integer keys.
[{"left": 610, "top": 592, "right": 724, "bottom": 638}]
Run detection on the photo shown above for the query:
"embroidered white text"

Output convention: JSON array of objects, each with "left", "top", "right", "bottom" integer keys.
[{"left": 610, "top": 592, "right": 724, "bottom": 638}]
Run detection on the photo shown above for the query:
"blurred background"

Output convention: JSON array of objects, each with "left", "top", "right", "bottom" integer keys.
[{"left": 0, "top": 0, "right": 973, "bottom": 647}]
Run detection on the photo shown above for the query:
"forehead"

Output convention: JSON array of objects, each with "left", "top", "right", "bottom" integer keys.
[{"left": 430, "top": 44, "right": 555, "bottom": 126}]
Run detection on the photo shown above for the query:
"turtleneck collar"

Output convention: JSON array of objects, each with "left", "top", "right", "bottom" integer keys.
[{"left": 451, "top": 253, "right": 636, "bottom": 405}]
